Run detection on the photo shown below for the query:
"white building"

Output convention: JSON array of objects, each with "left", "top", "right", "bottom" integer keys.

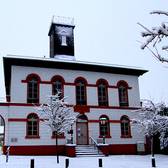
[{"left": 0, "top": 18, "right": 147, "bottom": 156}]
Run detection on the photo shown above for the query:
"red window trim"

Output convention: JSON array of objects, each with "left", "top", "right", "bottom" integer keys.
[
  {"left": 99, "top": 115, "right": 111, "bottom": 137},
  {"left": 22, "top": 75, "right": 132, "bottom": 90},
  {"left": 26, "top": 74, "right": 40, "bottom": 104},
  {"left": 120, "top": 135, "right": 132, "bottom": 138},
  {"left": 26, "top": 113, "right": 40, "bottom": 138},
  {"left": 120, "top": 115, "right": 132, "bottom": 138},
  {"left": 51, "top": 75, "right": 65, "bottom": 97},
  {"left": 75, "top": 77, "right": 88, "bottom": 106},
  {"left": 117, "top": 80, "right": 129, "bottom": 107},
  {"left": 25, "top": 135, "right": 40, "bottom": 139},
  {"left": 96, "top": 79, "right": 109, "bottom": 107}
]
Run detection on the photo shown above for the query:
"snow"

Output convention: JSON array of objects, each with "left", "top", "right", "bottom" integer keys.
[
  {"left": 0, "top": 155, "right": 168, "bottom": 168},
  {"left": 5, "top": 54, "right": 147, "bottom": 72},
  {"left": 52, "top": 16, "right": 74, "bottom": 26},
  {"left": 139, "top": 10, "right": 168, "bottom": 63},
  {"left": 36, "top": 94, "right": 76, "bottom": 134},
  {"left": 54, "top": 55, "right": 76, "bottom": 61},
  {"left": 132, "top": 100, "right": 168, "bottom": 149}
]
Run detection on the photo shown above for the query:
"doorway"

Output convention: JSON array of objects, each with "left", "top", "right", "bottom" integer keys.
[
  {"left": 0, "top": 116, "right": 5, "bottom": 154},
  {"left": 76, "top": 114, "right": 88, "bottom": 145}
]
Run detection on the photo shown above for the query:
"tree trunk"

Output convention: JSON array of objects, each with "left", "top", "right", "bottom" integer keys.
[
  {"left": 56, "top": 131, "right": 59, "bottom": 164},
  {"left": 151, "top": 136, "right": 156, "bottom": 167}
]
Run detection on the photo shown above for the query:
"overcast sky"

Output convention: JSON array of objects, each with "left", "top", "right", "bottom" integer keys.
[{"left": 0, "top": 0, "right": 167, "bottom": 103}]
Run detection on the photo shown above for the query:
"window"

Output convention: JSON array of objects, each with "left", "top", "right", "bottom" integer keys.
[
  {"left": 118, "top": 81, "right": 129, "bottom": 107},
  {"left": 120, "top": 116, "right": 131, "bottom": 138},
  {"left": 53, "top": 79, "right": 62, "bottom": 94},
  {"left": 61, "top": 35, "right": 67, "bottom": 46},
  {"left": 27, "top": 75, "right": 40, "bottom": 103},
  {"left": 51, "top": 76, "right": 64, "bottom": 98},
  {"left": 75, "top": 78, "right": 87, "bottom": 105},
  {"left": 53, "top": 79, "right": 62, "bottom": 96},
  {"left": 99, "top": 115, "right": 110, "bottom": 137},
  {"left": 97, "top": 79, "right": 108, "bottom": 106},
  {"left": 26, "top": 113, "right": 39, "bottom": 138}
]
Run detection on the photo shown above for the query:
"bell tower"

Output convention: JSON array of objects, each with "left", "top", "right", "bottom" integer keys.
[{"left": 48, "top": 16, "right": 75, "bottom": 60}]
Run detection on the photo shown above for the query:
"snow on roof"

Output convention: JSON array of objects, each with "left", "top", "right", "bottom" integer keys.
[
  {"left": 5, "top": 54, "right": 147, "bottom": 72},
  {"left": 52, "top": 16, "right": 74, "bottom": 26}
]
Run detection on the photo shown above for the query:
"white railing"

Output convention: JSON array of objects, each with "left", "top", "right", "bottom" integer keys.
[
  {"left": 90, "top": 136, "right": 98, "bottom": 146},
  {"left": 89, "top": 136, "right": 100, "bottom": 154}
]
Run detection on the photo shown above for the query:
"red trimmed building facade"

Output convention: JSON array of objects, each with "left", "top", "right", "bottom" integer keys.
[{"left": 0, "top": 18, "right": 147, "bottom": 156}]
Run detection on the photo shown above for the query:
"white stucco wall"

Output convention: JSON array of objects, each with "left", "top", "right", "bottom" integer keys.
[
  {"left": 10, "top": 65, "right": 141, "bottom": 107},
  {"left": 0, "top": 64, "right": 145, "bottom": 147}
]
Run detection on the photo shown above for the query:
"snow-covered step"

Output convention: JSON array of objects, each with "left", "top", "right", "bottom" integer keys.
[{"left": 76, "top": 145, "right": 104, "bottom": 157}]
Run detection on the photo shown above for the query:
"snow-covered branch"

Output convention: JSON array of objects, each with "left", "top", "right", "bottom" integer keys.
[
  {"left": 36, "top": 93, "right": 76, "bottom": 134},
  {"left": 150, "top": 10, "right": 168, "bottom": 17},
  {"left": 139, "top": 10, "right": 168, "bottom": 63}
]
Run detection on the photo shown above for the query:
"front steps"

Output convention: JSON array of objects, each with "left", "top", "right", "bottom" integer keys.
[{"left": 75, "top": 145, "right": 105, "bottom": 157}]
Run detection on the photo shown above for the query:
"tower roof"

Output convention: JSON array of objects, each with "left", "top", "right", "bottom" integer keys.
[
  {"left": 52, "top": 16, "right": 74, "bottom": 26},
  {"left": 48, "top": 16, "right": 75, "bottom": 36}
]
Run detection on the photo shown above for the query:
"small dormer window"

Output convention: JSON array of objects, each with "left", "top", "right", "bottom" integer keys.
[{"left": 61, "top": 35, "right": 67, "bottom": 46}]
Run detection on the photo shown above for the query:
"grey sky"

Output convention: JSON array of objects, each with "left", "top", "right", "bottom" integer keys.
[{"left": 0, "top": 0, "right": 167, "bottom": 102}]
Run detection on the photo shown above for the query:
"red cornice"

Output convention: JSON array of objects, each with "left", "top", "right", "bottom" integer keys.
[
  {"left": 88, "top": 120, "right": 120, "bottom": 123},
  {"left": 8, "top": 118, "right": 45, "bottom": 122},
  {"left": 0, "top": 103, "right": 40, "bottom": 107},
  {"left": 9, "top": 118, "right": 122, "bottom": 123},
  {"left": 0, "top": 102, "right": 140, "bottom": 110},
  {"left": 89, "top": 105, "right": 139, "bottom": 110},
  {"left": 8, "top": 118, "right": 27, "bottom": 122}
]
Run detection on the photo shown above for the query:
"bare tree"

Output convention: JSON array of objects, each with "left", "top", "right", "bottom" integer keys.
[
  {"left": 132, "top": 99, "right": 168, "bottom": 168},
  {"left": 139, "top": 10, "right": 168, "bottom": 63},
  {"left": 36, "top": 93, "right": 76, "bottom": 163}
]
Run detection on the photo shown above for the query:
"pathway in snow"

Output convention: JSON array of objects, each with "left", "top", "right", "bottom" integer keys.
[{"left": 0, "top": 154, "right": 168, "bottom": 168}]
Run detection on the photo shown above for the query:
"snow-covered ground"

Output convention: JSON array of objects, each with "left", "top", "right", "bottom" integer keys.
[{"left": 0, "top": 154, "right": 168, "bottom": 168}]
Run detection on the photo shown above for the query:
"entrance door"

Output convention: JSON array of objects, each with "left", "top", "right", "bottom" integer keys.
[
  {"left": 76, "top": 115, "right": 88, "bottom": 145},
  {"left": 0, "top": 116, "right": 5, "bottom": 153}
]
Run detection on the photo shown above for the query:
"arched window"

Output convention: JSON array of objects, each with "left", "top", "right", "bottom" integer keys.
[
  {"left": 120, "top": 116, "right": 131, "bottom": 138},
  {"left": 51, "top": 76, "right": 64, "bottom": 98},
  {"left": 75, "top": 78, "right": 87, "bottom": 105},
  {"left": 26, "top": 113, "right": 39, "bottom": 138},
  {"left": 118, "top": 81, "right": 129, "bottom": 107},
  {"left": 99, "top": 115, "right": 110, "bottom": 137},
  {"left": 97, "top": 79, "right": 108, "bottom": 106},
  {"left": 27, "top": 74, "right": 40, "bottom": 103}
]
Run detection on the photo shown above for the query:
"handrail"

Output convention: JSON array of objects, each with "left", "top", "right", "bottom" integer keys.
[
  {"left": 89, "top": 136, "right": 98, "bottom": 146},
  {"left": 89, "top": 136, "right": 101, "bottom": 154}
]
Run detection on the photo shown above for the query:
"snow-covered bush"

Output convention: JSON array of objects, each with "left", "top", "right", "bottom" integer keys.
[{"left": 132, "top": 100, "right": 168, "bottom": 149}]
